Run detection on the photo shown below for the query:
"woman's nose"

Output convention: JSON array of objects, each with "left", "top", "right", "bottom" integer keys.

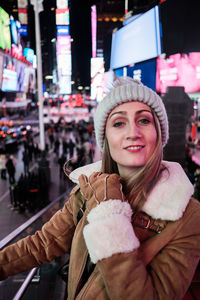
[{"left": 126, "top": 123, "right": 142, "bottom": 140}]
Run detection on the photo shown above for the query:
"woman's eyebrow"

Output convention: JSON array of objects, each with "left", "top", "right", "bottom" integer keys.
[
  {"left": 108, "top": 111, "right": 126, "bottom": 119},
  {"left": 135, "top": 109, "right": 152, "bottom": 115},
  {"left": 109, "top": 109, "right": 152, "bottom": 119}
]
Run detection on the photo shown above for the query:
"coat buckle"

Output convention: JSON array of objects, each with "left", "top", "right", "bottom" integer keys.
[{"left": 143, "top": 219, "right": 151, "bottom": 229}]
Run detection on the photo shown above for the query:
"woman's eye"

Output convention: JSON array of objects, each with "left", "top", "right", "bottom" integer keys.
[
  {"left": 113, "top": 121, "right": 124, "bottom": 127},
  {"left": 138, "top": 118, "right": 151, "bottom": 125}
]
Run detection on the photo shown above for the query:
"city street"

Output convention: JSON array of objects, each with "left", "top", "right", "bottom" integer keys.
[
  {"left": 0, "top": 120, "right": 72, "bottom": 240},
  {"left": 0, "top": 107, "right": 102, "bottom": 241}
]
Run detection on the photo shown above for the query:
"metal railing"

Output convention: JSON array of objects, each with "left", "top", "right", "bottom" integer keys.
[
  {"left": 12, "top": 268, "right": 38, "bottom": 300},
  {"left": 0, "top": 191, "right": 68, "bottom": 300}
]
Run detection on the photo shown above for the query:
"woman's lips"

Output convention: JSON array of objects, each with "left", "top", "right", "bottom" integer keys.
[{"left": 123, "top": 145, "right": 144, "bottom": 152}]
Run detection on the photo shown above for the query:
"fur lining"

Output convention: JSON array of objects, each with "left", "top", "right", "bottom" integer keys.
[
  {"left": 70, "top": 160, "right": 194, "bottom": 221},
  {"left": 83, "top": 214, "right": 139, "bottom": 264},
  {"left": 69, "top": 160, "right": 102, "bottom": 184},
  {"left": 142, "top": 161, "right": 194, "bottom": 221},
  {"left": 87, "top": 199, "right": 132, "bottom": 223}
]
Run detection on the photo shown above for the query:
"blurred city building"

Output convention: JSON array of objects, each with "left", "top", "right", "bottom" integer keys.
[{"left": 1, "top": 0, "right": 200, "bottom": 111}]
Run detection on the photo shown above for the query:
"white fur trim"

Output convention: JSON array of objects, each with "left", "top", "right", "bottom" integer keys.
[
  {"left": 69, "top": 160, "right": 194, "bottom": 221},
  {"left": 69, "top": 160, "right": 101, "bottom": 184},
  {"left": 87, "top": 200, "right": 132, "bottom": 223},
  {"left": 83, "top": 214, "right": 139, "bottom": 264},
  {"left": 142, "top": 161, "right": 194, "bottom": 221}
]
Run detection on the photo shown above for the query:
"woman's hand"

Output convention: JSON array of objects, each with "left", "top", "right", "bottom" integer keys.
[
  {"left": 78, "top": 172, "right": 125, "bottom": 211},
  {"left": 79, "top": 172, "right": 139, "bottom": 264}
]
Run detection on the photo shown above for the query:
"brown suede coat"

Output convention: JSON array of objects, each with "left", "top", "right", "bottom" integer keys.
[{"left": 0, "top": 185, "right": 200, "bottom": 300}]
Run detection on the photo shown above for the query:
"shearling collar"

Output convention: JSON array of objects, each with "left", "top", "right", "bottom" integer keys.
[{"left": 69, "top": 160, "right": 194, "bottom": 221}]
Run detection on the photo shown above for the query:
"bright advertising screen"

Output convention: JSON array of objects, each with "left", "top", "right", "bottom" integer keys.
[
  {"left": 56, "top": 8, "right": 69, "bottom": 25},
  {"left": 91, "top": 57, "right": 104, "bottom": 102},
  {"left": 127, "top": 59, "right": 157, "bottom": 90},
  {"left": 114, "top": 59, "right": 157, "bottom": 91},
  {"left": 57, "top": 36, "right": 72, "bottom": 94},
  {"left": 110, "top": 6, "right": 161, "bottom": 69},
  {"left": 16, "top": 62, "right": 26, "bottom": 92},
  {"left": 0, "top": 54, "right": 4, "bottom": 89},
  {"left": 23, "top": 48, "right": 34, "bottom": 63},
  {"left": 156, "top": 52, "right": 200, "bottom": 93},
  {"left": 1, "top": 56, "right": 17, "bottom": 92},
  {"left": 91, "top": 5, "right": 97, "bottom": 58},
  {"left": 10, "top": 19, "right": 18, "bottom": 45},
  {"left": 2, "top": 68, "right": 18, "bottom": 92},
  {"left": 22, "top": 67, "right": 36, "bottom": 94},
  {"left": 57, "top": 0, "right": 68, "bottom": 9},
  {"left": 0, "top": 7, "right": 11, "bottom": 50},
  {"left": 56, "top": 0, "right": 71, "bottom": 94}
]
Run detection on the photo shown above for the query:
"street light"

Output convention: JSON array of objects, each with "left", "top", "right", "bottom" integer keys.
[{"left": 31, "top": 0, "right": 45, "bottom": 151}]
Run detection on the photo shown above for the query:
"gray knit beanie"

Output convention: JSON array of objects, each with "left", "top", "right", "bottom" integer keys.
[{"left": 94, "top": 76, "right": 169, "bottom": 151}]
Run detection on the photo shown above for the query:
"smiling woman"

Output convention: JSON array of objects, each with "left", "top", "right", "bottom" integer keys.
[
  {"left": 0, "top": 77, "right": 200, "bottom": 300},
  {"left": 105, "top": 102, "right": 157, "bottom": 177}
]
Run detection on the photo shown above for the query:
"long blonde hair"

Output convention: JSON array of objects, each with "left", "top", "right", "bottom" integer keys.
[{"left": 101, "top": 110, "right": 165, "bottom": 211}]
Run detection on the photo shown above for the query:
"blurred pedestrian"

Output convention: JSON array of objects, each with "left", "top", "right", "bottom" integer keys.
[
  {"left": 62, "top": 138, "right": 68, "bottom": 156},
  {"left": 48, "top": 126, "right": 55, "bottom": 148},
  {"left": 5, "top": 155, "right": 16, "bottom": 185},
  {"left": 83, "top": 139, "right": 90, "bottom": 164},
  {"left": 197, "top": 117, "right": 200, "bottom": 132},
  {"left": 22, "top": 149, "right": 30, "bottom": 175},
  {"left": 68, "top": 139, "right": 75, "bottom": 158},
  {"left": 0, "top": 154, "right": 7, "bottom": 180},
  {"left": 75, "top": 139, "right": 86, "bottom": 166},
  {"left": 33, "top": 143, "right": 40, "bottom": 160},
  {"left": 54, "top": 139, "right": 60, "bottom": 156},
  {"left": 58, "top": 154, "right": 66, "bottom": 179}
]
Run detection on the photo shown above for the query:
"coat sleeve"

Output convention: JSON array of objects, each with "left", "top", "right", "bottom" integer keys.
[
  {"left": 0, "top": 190, "right": 77, "bottom": 280},
  {"left": 97, "top": 199, "right": 200, "bottom": 300}
]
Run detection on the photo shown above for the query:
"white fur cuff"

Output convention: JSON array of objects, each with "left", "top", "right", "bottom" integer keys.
[
  {"left": 83, "top": 214, "right": 140, "bottom": 264},
  {"left": 87, "top": 199, "right": 133, "bottom": 223}
]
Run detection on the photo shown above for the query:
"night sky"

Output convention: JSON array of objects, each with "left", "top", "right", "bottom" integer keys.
[
  {"left": 70, "top": 0, "right": 93, "bottom": 87},
  {"left": 160, "top": 0, "right": 200, "bottom": 55}
]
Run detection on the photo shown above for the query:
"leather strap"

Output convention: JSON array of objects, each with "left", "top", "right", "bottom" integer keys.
[
  {"left": 78, "top": 198, "right": 167, "bottom": 234},
  {"left": 132, "top": 211, "right": 168, "bottom": 234}
]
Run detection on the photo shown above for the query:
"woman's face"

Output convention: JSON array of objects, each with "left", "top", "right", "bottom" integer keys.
[{"left": 105, "top": 101, "right": 157, "bottom": 177}]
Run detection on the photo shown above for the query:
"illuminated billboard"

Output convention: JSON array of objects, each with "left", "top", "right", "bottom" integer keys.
[
  {"left": 16, "top": 62, "right": 26, "bottom": 92},
  {"left": 91, "top": 57, "right": 104, "bottom": 102},
  {"left": 56, "top": 0, "right": 71, "bottom": 94},
  {"left": 58, "top": 75, "right": 71, "bottom": 94},
  {"left": 156, "top": 52, "right": 200, "bottom": 93},
  {"left": 22, "top": 67, "right": 36, "bottom": 93},
  {"left": 18, "top": 8, "right": 27, "bottom": 24},
  {"left": 0, "top": 7, "right": 11, "bottom": 50},
  {"left": 2, "top": 66, "right": 18, "bottom": 92},
  {"left": 91, "top": 5, "right": 97, "bottom": 58},
  {"left": 10, "top": 19, "right": 18, "bottom": 45},
  {"left": 110, "top": 6, "right": 161, "bottom": 69},
  {"left": 17, "top": 0, "right": 28, "bottom": 8},
  {"left": 57, "top": 25, "right": 70, "bottom": 36},
  {"left": 1, "top": 56, "right": 17, "bottom": 92},
  {"left": 57, "top": 35, "right": 71, "bottom": 54},
  {"left": 1, "top": 53, "right": 35, "bottom": 93},
  {"left": 0, "top": 54, "right": 4, "bottom": 89},
  {"left": 23, "top": 48, "right": 34, "bottom": 63},
  {"left": 57, "top": 0, "right": 68, "bottom": 9},
  {"left": 127, "top": 59, "right": 157, "bottom": 91},
  {"left": 56, "top": 8, "right": 69, "bottom": 25},
  {"left": 19, "top": 25, "right": 28, "bottom": 36},
  {"left": 17, "top": 0, "right": 28, "bottom": 25}
]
